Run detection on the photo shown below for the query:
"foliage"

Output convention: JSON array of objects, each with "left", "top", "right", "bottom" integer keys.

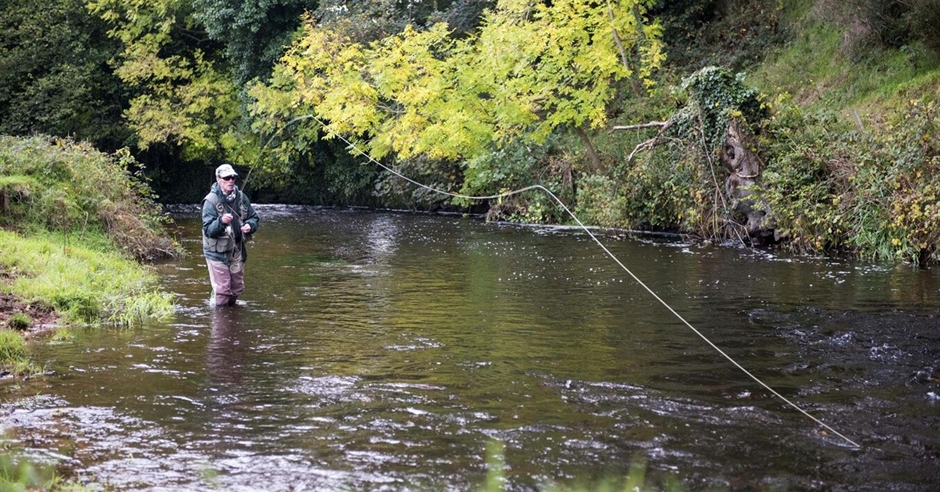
[
  {"left": 830, "top": 0, "right": 940, "bottom": 54},
  {"left": 574, "top": 174, "right": 630, "bottom": 228},
  {"left": 0, "top": 0, "right": 130, "bottom": 151},
  {"left": 756, "top": 107, "right": 848, "bottom": 253},
  {"left": 0, "top": 453, "right": 94, "bottom": 492},
  {"left": 670, "top": 66, "right": 768, "bottom": 151},
  {"left": 600, "top": 66, "right": 766, "bottom": 237},
  {"left": 193, "top": 0, "right": 315, "bottom": 83},
  {"left": 250, "top": 0, "right": 665, "bottom": 205},
  {"left": 438, "top": 0, "right": 497, "bottom": 36},
  {"left": 88, "top": 0, "right": 242, "bottom": 162},
  {"left": 620, "top": 142, "right": 719, "bottom": 235},
  {"left": 652, "top": 0, "right": 791, "bottom": 73},
  {"left": 0, "top": 135, "right": 177, "bottom": 261},
  {"left": 0, "top": 454, "right": 50, "bottom": 491},
  {"left": 459, "top": 137, "right": 575, "bottom": 223},
  {"left": 759, "top": 97, "right": 940, "bottom": 263},
  {"left": 373, "top": 156, "right": 461, "bottom": 211},
  {"left": 249, "top": 143, "right": 382, "bottom": 205}
]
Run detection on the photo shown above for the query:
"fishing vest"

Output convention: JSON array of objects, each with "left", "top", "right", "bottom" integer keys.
[{"left": 203, "top": 191, "right": 248, "bottom": 254}]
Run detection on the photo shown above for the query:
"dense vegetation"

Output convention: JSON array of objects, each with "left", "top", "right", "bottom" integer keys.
[{"left": 1, "top": 0, "right": 939, "bottom": 263}]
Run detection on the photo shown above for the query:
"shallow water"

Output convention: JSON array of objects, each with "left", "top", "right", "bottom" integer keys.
[{"left": 3, "top": 206, "right": 940, "bottom": 491}]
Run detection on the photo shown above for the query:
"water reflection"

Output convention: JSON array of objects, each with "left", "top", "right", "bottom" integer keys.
[{"left": 206, "top": 307, "right": 247, "bottom": 387}]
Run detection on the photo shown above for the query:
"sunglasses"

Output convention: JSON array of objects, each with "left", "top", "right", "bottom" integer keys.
[{"left": 220, "top": 175, "right": 236, "bottom": 181}]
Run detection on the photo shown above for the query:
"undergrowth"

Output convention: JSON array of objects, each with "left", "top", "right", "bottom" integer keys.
[
  {"left": 0, "top": 135, "right": 178, "bottom": 261},
  {"left": 760, "top": 98, "right": 940, "bottom": 263},
  {"left": 575, "top": 0, "right": 940, "bottom": 264}
]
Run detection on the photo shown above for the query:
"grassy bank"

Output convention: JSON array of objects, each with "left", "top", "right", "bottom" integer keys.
[
  {"left": 0, "top": 135, "right": 178, "bottom": 377},
  {"left": 0, "top": 229, "right": 174, "bottom": 326}
]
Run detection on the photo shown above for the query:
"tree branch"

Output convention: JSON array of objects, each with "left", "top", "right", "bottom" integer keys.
[
  {"left": 619, "top": 120, "right": 676, "bottom": 162},
  {"left": 626, "top": 135, "right": 683, "bottom": 162},
  {"left": 608, "top": 8, "right": 630, "bottom": 71},
  {"left": 609, "top": 121, "right": 670, "bottom": 132}
]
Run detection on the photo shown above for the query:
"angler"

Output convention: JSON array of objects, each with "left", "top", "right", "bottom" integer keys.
[{"left": 202, "top": 164, "right": 259, "bottom": 307}]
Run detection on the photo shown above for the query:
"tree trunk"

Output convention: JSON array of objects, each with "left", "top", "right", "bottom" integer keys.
[
  {"left": 575, "top": 124, "right": 602, "bottom": 172},
  {"left": 720, "top": 118, "right": 776, "bottom": 243}
]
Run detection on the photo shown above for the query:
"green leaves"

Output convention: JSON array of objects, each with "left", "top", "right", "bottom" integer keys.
[
  {"left": 251, "top": 0, "right": 664, "bottom": 166},
  {"left": 89, "top": 0, "right": 239, "bottom": 160}
]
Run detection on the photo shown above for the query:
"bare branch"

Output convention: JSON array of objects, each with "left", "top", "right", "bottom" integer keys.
[
  {"left": 617, "top": 119, "right": 676, "bottom": 162},
  {"left": 626, "top": 136, "right": 682, "bottom": 162},
  {"left": 608, "top": 8, "right": 630, "bottom": 71},
  {"left": 610, "top": 121, "right": 670, "bottom": 132}
]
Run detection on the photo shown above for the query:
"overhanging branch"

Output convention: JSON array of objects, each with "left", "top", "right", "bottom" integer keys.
[{"left": 609, "top": 121, "right": 670, "bottom": 132}]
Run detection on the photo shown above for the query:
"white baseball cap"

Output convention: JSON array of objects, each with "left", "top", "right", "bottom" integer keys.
[{"left": 215, "top": 164, "right": 238, "bottom": 178}]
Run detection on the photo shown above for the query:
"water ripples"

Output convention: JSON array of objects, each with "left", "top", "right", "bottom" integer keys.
[{"left": 4, "top": 210, "right": 940, "bottom": 490}]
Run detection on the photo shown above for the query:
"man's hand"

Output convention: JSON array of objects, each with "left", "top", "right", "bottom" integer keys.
[{"left": 221, "top": 213, "right": 233, "bottom": 225}]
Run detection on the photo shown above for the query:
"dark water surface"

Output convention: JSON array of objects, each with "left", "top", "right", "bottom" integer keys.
[{"left": 3, "top": 206, "right": 940, "bottom": 491}]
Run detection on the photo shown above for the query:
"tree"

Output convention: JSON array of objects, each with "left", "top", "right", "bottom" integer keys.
[
  {"left": 0, "top": 0, "right": 130, "bottom": 150},
  {"left": 192, "top": 0, "right": 316, "bottom": 83},
  {"left": 250, "top": 0, "right": 664, "bottom": 171},
  {"left": 88, "top": 0, "right": 243, "bottom": 161}
]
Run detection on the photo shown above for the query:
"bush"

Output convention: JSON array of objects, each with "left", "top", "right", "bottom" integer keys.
[
  {"left": 0, "top": 135, "right": 177, "bottom": 260},
  {"left": 759, "top": 97, "right": 940, "bottom": 263},
  {"left": 458, "top": 136, "right": 575, "bottom": 224},
  {"left": 575, "top": 174, "right": 629, "bottom": 228},
  {"left": 618, "top": 142, "right": 719, "bottom": 236}
]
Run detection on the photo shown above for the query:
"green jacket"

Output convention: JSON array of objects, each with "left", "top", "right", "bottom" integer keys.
[{"left": 202, "top": 183, "right": 259, "bottom": 263}]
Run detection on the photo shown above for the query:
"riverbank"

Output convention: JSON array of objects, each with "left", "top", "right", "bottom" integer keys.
[
  {"left": 0, "top": 230, "right": 176, "bottom": 378},
  {"left": 0, "top": 135, "right": 180, "bottom": 377}
]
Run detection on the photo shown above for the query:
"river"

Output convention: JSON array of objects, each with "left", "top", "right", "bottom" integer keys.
[{"left": 2, "top": 206, "right": 939, "bottom": 491}]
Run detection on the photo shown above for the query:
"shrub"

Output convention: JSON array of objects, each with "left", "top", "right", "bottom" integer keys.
[
  {"left": 575, "top": 174, "right": 629, "bottom": 228},
  {"left": 759, "top": 97, "right": 940, "bottom": 263},
  {"left": 458, "top": 136, "right": 575, "bottom": 224},
  {"left": 0, "top": 135, "right": 177, "bottom": 261}
]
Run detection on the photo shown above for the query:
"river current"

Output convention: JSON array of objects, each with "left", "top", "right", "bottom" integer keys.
[{"left": 2, "top": 206, "right": 939, "bottom": 491}]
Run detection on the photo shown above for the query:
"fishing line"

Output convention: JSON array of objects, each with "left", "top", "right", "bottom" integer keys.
[{"left": 266, "top": 114, "right": 862, "bottom": 449}]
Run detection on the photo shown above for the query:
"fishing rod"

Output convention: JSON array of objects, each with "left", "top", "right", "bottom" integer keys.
[{"left": 256, "top": 113, "right": 863, "bottom": 449}]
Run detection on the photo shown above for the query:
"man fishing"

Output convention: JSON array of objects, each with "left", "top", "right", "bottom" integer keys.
[{"left": 202, "top": 164, "right": 259, "bottom": 307}]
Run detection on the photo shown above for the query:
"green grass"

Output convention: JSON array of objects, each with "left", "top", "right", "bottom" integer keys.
[
  {"left": 0, "top": 135, "right": 179, "bottom": 378},
  {"left": 0, "top": 328, "right": 41, "bottom": 376},
  {"left": 0, "top": 229, "right": 174, "bottom": 377},
  {"left": 752, "top": 15, "right": 940, "bottom": 116},
  {"left": 0, "top": 229, "right": 174, "bottom": 326}
]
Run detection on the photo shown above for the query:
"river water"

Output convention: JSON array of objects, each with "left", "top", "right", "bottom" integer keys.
[{"left": 2, "top": 206, "right": 939, "bottom": 491}]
